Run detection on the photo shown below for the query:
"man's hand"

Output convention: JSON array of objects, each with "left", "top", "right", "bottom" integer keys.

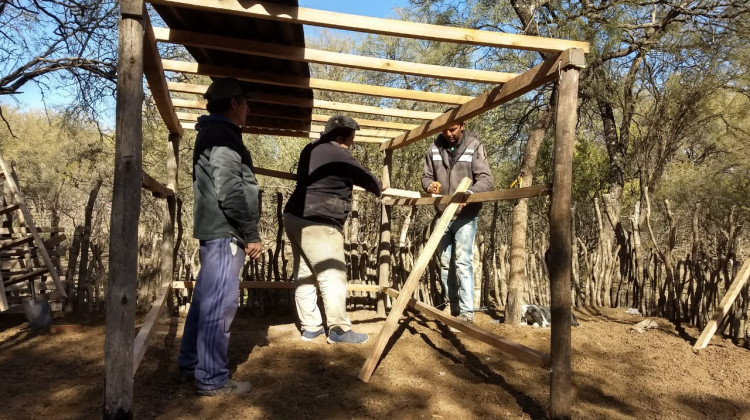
[
  {"left": 458, "top": 190, "right": 472, "bottom": 212},
  {"left": 428, "top": 181, "right": 441, "bottom": 194},
  {"left": 245, "top": 241, "right": 263, "bottom": 260}
]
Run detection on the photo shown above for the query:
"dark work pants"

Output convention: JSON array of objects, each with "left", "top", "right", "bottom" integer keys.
[{"left": 178, "top": 237, "right": 244, "bottom": 390}]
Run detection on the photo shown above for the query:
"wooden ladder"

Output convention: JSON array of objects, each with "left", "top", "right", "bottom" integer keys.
[{"left": 0, "top": 149, "right": 67, "bottom": 312}]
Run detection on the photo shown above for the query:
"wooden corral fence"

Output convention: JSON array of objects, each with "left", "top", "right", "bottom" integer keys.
[{"left": 108, "top": 1, "right": 587, "bottom": 419}]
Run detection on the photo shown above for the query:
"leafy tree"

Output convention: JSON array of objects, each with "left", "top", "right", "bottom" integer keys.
[{"left": 0, "top": 0, "right": 118, "bottom": 129}]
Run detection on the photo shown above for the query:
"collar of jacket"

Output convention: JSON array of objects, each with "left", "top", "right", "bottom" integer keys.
[{"left": 192, "top": 114, "right": 252, "bottom": 169}]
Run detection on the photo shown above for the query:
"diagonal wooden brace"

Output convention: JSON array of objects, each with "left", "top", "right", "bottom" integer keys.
[
  {"left": 692, "top": 254, "right": 750, "bottom": 352},
  {"left": 359, "top": 177, "right": 472, "bottom": 382}
]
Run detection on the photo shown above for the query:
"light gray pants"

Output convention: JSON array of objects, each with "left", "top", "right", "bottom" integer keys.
[{"left": 283, "top": 213, "right": 352, "bottom": 332}]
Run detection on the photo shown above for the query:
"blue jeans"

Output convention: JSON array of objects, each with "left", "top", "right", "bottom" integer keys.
[
  {"left": 437, "top": 215, "right": 478, "bottom": 318},
  {"left": 178, "top": 237, "right": 244, "bottom": 391}
]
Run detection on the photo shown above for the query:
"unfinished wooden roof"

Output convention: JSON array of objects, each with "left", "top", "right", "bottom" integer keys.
[{"left": 144, "top": 0, "right": 588, "bottom": 152}]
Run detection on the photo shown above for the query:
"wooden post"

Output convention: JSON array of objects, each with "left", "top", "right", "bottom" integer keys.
[
  {"left": 160, "top": 132, "right": 180, "bottom": 316},
  {"left": 360, "top": 177, "right": 471, "bottom": 382},
  {"left": 104, "top": 3, "right": 144, "bottom": 419},
  {"left": 377, "top": 150, "right": 393, "bottom": 316},
  {"left": 693, "top": 254, "right": 750, "bottom": 351},
  {"left": 548, "top": 59, "right": 581, "bottom": 420}
]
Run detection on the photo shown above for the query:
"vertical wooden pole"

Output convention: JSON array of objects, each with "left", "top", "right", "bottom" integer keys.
[
  {"left": 161, "top": 132, "right": 180, "bottom": 315},
  {"left": 548, "top": 62, "right": 580, "bottom": 420},
  {"left": 104, "top": 3, "right": 144, "bottom": 419},
  {"left": 377, "top": 150, "right": 393, "bottom": 316}
]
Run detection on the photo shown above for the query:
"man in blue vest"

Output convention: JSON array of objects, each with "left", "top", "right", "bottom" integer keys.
[{"left": 422, "top": 120, "right": 493, "bottom": 324}]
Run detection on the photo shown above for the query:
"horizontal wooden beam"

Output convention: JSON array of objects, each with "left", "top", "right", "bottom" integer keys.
[
  {"left": 254, "top": 167, "right": 296, "bottom": 181},
  {"left": 143, "top": 14, "right": 183, "bottom": 136},
  {"left": 0, "top": 204, "right": 20, "bottom": 216},
  {"left": 381, "top": 48, "right": 587, "bottom": 151},
  {"left": 170, "top": 100, "right": 417, "bottom": 130},
  {"left": 141, "top": 171, "right": 175, "bottom": 198},
  {"left": 384, "top": 184, "right": 551, "bottom": 206},
  {"left": 153, "top": 27, "right": 517, "bottom": 84},
  {"left": 263, "top": 97, "right": 442, "bottom": 121},
  {"left": 382, "top": 287, "right": 550, "bottom": 368},
  {"left": 179, "top": 122, "right": 389, "bottom": 143},
  {"left": 0, "top": 235, "right": 34, "bottom": 252},
  {"left": 381, "top": 188, "right": 424, "bottom": 199},
  {"left": 148, "top": 0, "right": 590, "bottom": 53},
  {"left": 163, "top": 61, "right": 473, "bottom": 105},
  {"left": 3, "top": 268, "right": 50, "bottom": 287},
  {"left": 175, "top": 112, "right": 403, "bottom": 138},
  {"left": 170, "top": 95, "right": 440, "bottom": 121},
  {"left": 172, "top": 281, "right": 379, "bottom": 292}
]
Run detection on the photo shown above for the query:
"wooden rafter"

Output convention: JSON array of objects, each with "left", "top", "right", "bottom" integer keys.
[
  {"left": 143, "top": 14, "right": 182, "bottom": 136},
  {"left": 147, "top": 0, "right": 590, "bottom": 53},
  {"left": 170, "top": 99, "right": 417, "bottom": 130},
  {"left": 381, "top": 48, "right": 586, "bottom": 151},
  {"left": 176, "top": 112, "right": 403, "bottom": 139},
  {"left": 178, "top": 122, "right": 388, "bottom": 144},
  {"left": 153, "top": 27, "right": 517, "bottom": 84},
  {"left": 170, "top": 95, "right": 440, "bottom": 121},
  {"left": 163, "top": 61, "right": 473, "bottom": 104}
]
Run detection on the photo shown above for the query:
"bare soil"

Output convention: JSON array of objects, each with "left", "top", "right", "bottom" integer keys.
[{"left": 1, "top": 306, "right": 749, "bottom": 419}]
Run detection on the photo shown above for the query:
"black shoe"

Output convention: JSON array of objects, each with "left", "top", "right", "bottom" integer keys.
[
  {"left": 195, "top": 380, "right": 252, "bottom": 397},
  {"left": 176, "top": 368, "right": 194, "bottom": 384}
]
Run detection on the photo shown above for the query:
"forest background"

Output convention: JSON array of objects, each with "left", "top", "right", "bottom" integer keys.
[{"left": 0, "top": 0, "right": 748, "bottom": 345}]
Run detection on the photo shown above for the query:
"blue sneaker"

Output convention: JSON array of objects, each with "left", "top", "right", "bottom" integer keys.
[
  {"left": 327, "top": 327, "right": 368, "bottom": 344},
  {"left": 301, "top": 327, "right": 325, "bottom": 342}
]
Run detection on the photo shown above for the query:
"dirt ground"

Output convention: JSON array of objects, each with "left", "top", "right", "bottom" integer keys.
[{"left": 1, "top": 304, "right": 749, "bottom": 420}]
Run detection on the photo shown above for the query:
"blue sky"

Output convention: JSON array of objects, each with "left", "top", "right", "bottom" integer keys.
[
  {"left": 298, "top": 1, "right": 407, "bottom": 18},
  {"left": 3, "top": 1, "right": 410, "bottom": 114}
]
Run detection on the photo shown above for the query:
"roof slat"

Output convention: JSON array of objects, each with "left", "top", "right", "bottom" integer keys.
[
  {"left": 163, "top": 64, "right": 472, "bottom": 105},
  {"left": 153, "top": 27, "right": 517, "bottom": 84},
  {"left": 147, "top": 0, "right": 590, "bottom": 53}
]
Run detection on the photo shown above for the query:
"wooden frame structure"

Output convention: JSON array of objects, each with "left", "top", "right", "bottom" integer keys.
[{"left": 107, "top": 0, "right": 586, "bottom": 418}]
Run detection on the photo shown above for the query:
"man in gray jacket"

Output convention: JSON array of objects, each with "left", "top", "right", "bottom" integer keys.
[
  {"left": 177, "top": 78, "right": 262, "bottom": 396},
  {"left": 422, "top": 120, "right": 493, "bottom": 324}
]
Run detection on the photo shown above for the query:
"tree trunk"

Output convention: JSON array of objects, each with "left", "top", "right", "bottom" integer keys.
[
  {"left": 76, "top": 179, "right": 102, "bottom": 314},
  {"left": 506, "top": 109, "right": 553, "bottom": 324},
  {"left": 65, "top": 225, "right": 84, "bottom": 312}
]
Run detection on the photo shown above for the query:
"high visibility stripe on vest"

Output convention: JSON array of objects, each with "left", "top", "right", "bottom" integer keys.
[
  {"left": 458, "top": 148, "right": 474, "bottom": 163},
  {"left": 430, "top": 147, "right": 442, "bottom": 161}
]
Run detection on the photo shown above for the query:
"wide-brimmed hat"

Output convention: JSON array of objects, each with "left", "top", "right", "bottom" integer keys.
[
  {"left": 321, "top": 115, "right": 360, "bottom": 136},
  {"left": 204, "top": 78, "right": 256, "bottom": 103}
]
